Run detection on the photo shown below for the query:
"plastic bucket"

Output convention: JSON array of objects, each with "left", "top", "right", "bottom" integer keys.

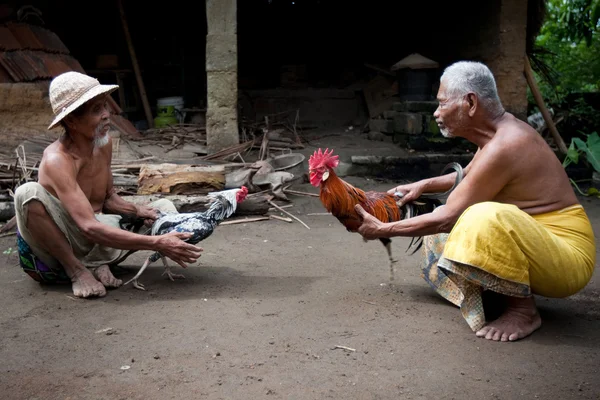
[
  {"left": 157, "top": 96, "right": 184, "bottom": 122},
  {"left": 157, "top": 105, "right": 175, "bottom": 117}
]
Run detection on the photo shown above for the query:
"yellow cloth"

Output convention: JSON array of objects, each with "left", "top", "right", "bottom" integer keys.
[{"left": 442, "top": 201, "right": 596, "bottom": 298}]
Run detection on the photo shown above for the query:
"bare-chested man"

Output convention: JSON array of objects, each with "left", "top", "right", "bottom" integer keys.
[
  {"left": 14, "top": 71, "right": 203, "bottom": 298},
  {"left": 354, "top": 61, "right": 596, "bottom": 342}
]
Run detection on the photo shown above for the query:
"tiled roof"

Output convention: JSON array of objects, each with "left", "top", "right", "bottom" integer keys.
[
  {"left": 0, "top": 50, "right": 84, "bottom": 82},
  {"left": 0, "top": 22, "right": 142, "bottom": 138},
  {"left": 0, "top": 22, "right": 70, "bottom": 53},
  {"left": 0, "top": 22, "right": 83, "bottom": 83}
]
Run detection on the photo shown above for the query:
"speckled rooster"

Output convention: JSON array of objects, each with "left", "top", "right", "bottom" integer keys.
[
  {"left": 308, "top": 148, "right": 462, "bottom": 281},
  {"left": 124, "top": 186, "right": 248, "bottom": 290}
]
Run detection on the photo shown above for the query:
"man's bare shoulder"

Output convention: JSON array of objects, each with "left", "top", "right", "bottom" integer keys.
[
  {"left": 495, "top": 114, "right": 540, "bottom": 144},
  {"left": 40, "top": 141, "right": 76, "bottom": 177},
  {"left": 483, "top": 115, "right": 540, "bottom": 158}
]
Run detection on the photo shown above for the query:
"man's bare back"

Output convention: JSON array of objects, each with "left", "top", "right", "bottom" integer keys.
[{"left": 472, "top": 113, "right": 578, "bottom": 215}]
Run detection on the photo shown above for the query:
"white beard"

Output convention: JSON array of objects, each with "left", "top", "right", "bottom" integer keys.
[
  {"left": 94, "top": 132, "right": 110, "bottom": 148},
  {"left": 440, "top": 128, "right": 454, "bottom": 138}
]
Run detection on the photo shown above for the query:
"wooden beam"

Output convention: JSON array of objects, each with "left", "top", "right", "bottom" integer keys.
[
  {"left": 117, "top": 0, "right": 154, "bottom": 129},
  {"left": 524, "top": 56, "right": 568, "bottom": 155}
]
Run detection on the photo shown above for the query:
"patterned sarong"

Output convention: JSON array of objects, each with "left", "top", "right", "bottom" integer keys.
[{"left": 420, "top": 202, "right": 596, "bottom": 331}]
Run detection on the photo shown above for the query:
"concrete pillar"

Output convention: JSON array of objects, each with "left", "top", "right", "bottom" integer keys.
[
  {"left": 489, "top": 0, "right": 529, "bottom": 120},
  {"left": 206, "top": 0, "right": 239, "bottom": 154}
]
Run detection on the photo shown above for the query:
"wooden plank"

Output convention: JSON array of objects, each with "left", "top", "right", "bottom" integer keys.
[
  {"left": 122, "top": 193, "right": 270, "bottom": 215},
  {"left": 137, "top": 164, "right": 225, "bottom": 195}
]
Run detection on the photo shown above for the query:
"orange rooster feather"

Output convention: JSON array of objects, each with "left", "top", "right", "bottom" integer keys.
[
  {"left": 309, "top": 148, "right": 462, "bottom": 281},
  {"left": 308, "top": 148, "right": 401, "bottom": 232}
]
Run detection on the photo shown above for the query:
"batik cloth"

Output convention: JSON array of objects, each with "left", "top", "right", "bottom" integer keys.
[
  {"left": 13, "top": 181, "right": 177, "bottom": 284},
  {"left": 420, "top": 201, "right": 596, "bottom": 331}
]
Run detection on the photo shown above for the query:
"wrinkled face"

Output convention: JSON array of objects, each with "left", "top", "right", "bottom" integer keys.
[
  {"left": 64, "top": 95, "right": 111, "bottom": 148},
  {"left": 433, "top": 82, "right": 467, "bottom": 138},
  {"left": 236, "top": 186, "right": 248, "bottom": 202}
]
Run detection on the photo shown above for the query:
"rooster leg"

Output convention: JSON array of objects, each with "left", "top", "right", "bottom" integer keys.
[
  {"left": 123, "top": 257, "right": 152, "bottom": 291},
  {"left": 160, "top": 257, "right": 186, "bottom": 281},
  {"left": 379, "top": 238, "right": 397, "bottom": 282}
]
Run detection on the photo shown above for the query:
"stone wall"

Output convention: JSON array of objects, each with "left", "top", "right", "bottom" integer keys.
[
  {"left": 489, "top": 0, "right": 529, "bottom": 121},
  {"left": 456, "top": 0, "right": 529, "bottom": 120},
  {"left": 0, "top": 82, "right": 60, "bottom": 149},
  {"left": 205, "top": 0, "right": 239, "bottom": 153}
]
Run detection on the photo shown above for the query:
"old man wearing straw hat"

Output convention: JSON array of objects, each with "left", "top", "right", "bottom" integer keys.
[{"left": 12, "top": 71, "right": 203, "bottom": 298}]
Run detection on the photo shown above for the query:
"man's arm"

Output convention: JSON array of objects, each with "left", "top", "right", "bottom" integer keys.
[
  {"left": 103, "top": 187, "right": 138, "bottom": 217},
  {"left": 357, "top": 144, "right": 514, "bottom": 239}
]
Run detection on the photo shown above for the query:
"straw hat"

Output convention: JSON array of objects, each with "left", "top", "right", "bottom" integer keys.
[{"left": 47, "top": 71, "right": 118, "bottom": 130}]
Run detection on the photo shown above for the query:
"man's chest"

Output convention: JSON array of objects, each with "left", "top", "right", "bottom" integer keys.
[{"left": 76, "top": 157, "right": 110, "bottom": 201}]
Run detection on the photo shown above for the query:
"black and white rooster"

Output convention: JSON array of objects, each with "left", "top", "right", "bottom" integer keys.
[{"left": 123, "top": 186, "right": 249, "bottom": 290}]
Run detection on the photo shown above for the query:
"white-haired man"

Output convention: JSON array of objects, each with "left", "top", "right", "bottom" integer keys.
[
  {"left": 354, "top": 61, "right": 596, "bottom": 342},
  {"left": 13, "top": 71, "right": 203, "bottom": 298}
]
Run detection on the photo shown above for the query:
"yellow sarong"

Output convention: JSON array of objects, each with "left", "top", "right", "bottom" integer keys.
[{"left": 421, "top": 201, "right": 596, "bottom": 331}]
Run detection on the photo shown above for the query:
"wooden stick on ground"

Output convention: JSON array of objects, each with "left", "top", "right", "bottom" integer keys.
[
  {"left": 220, "top": 216, "right": 270, "bottom": 225},
  {"left": 0, "top": 216, "right": 16, "bottom": 233},
  {"left": 284, "top": 189, "right": 319, "bottom": 198},
  {"left": 524, "top": 56, "right": 568, "bottom": 155},
  {"left": 267, "top": 200, "right": 310, "bottom": 230},
  {"left": 270, "top": 215, "right": 292, "bottom": 223}
]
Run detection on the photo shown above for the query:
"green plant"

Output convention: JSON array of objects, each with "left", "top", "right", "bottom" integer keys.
[
  {"left": 562, "top": 131, "right": 600, "bottom": 197},
  {"left": 562, "top": 131, "right": 600, "bottom": 171}
]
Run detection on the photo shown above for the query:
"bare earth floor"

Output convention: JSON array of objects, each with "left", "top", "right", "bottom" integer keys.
[{"left": 0, "top": 133, "right": 599, "bottom": 399}]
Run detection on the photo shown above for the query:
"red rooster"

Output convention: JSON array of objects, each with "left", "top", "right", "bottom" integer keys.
[{"left": 308, "top": 148, "right": 462, "bottom": 281}]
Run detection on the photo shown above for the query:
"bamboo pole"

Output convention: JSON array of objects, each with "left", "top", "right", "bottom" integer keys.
[
  {"left": 524, "top": 56, "right": 568, "bottom": 155},
  {"left": 117, "top": 0, "right": 154, "bottom": 129}
]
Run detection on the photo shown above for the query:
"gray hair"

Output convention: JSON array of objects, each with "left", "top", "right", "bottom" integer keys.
[{"left": 440, "top": 61, "right": 504, "bottom": 116}]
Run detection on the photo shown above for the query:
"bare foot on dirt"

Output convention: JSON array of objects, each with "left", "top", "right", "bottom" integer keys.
[
  {"left": 71, "top": 269, "right": 107, "bottom": 298},
  {"left": 93, "top": 265, "right": 123, "bottom": 288},
  {"left": 476, "top": 296, "right": 541, "bottom": 342}
]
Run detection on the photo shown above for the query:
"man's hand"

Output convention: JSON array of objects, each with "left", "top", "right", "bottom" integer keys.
[
  {"left": 137, "top": 204, "right": 159, "bottom": 227},
  {"left": 155, "top": 231, "right": 204, "bottom": 269},
  {"left": 387, "top": 181, "right": 426, "bottom": 207},
  {"left": 354, "top": 204, "right": 388, "bottom": 240}
]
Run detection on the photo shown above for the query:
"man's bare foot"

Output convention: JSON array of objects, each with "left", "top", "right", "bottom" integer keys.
[
  {"left": 71, "top": 269, "right": 106, "bottom": 298},
  {"left": 476, "top": 296, "right": 541, "bottom": 342},
  {"left": 92, "top": 264, "right": 123, "bottom": 288}
]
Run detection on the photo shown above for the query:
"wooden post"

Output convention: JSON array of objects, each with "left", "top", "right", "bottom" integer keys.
[
  {"left": 117, "top": 0, "right": 154, "bottom": 129},
  {"left": 524, "top": 56, "right": 568, "bottom": 155}
]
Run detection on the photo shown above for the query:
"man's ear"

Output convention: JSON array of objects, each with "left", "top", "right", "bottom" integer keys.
[
  {"left": 63, "top": 115, "right": 76, "bottom": 130},
  {"left": 466, "top": 93, "right": 478, "bottom": 117}
]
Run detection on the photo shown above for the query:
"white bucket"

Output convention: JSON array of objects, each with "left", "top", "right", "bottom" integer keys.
[{"left": 157, "top": 96, "right": 185, "bottom": 122}]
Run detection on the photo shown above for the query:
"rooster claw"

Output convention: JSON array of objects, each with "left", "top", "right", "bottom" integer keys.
[
  {"left": 132, "top": 280, "right": 146, "bottom": 291},
  {"left": 162, "top": 268, "right": 186, "bottom": 282}
]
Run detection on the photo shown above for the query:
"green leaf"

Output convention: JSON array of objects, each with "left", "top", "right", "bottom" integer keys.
[
  {"left": 581, "top": 133, "right": 600, "bottom": 172},
  {"left": 587, "top": 187, "right": 600, "bottom": 198},
  {"left": 565, "top": 140, "right": 580, "bottom": 165}
]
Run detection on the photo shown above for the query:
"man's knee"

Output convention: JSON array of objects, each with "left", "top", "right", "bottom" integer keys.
[
  {"left": 14, "top": 182, "right": 52, "bottom": 229},
  {"left": 25, "top": 199, "right": 49, "bottom": 219}
]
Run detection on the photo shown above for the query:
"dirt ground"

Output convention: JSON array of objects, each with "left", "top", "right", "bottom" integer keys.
[{"left": 0, "top": 131, "right": 599, "bottom": 400}]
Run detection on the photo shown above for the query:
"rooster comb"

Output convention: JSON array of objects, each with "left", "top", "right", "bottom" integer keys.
[{"left": 308, "top": 148, "right": 339, "bottom": 170}]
